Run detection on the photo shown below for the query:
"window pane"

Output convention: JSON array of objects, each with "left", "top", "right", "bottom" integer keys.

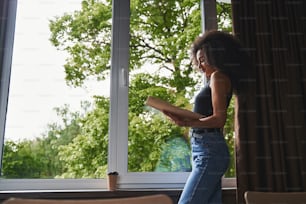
[
  {"left": 127, "top": 0, "right": 201, "bottom": 173},
  {"left": 2, "top": 0, "right": 111, "bottom": 179},
  {"left": 127, "top": 0, "right": 236, "bottom": 178}
]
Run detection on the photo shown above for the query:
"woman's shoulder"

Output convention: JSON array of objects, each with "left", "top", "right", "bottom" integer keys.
[
  {"left": 210, "top": 71, "right": 230, "bottom": 83},
  {"left": 210, "top": 71, "right": 231, "bottom": 92}
]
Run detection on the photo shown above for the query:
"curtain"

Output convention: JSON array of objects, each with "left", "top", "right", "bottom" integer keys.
[{"left": 232, "top": 0, "right": 306, "bottom": 203}]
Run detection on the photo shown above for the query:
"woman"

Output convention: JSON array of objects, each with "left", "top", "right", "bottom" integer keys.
[{"left": 164, "top": 30, "right": 249, "bottom": 204}]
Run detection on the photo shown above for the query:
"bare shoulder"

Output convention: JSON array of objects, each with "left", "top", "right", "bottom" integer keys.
[
  {"left": 210, "top": 71, "right": 231, "bottom": 93},
  {"left": 210, "top": 71, "right": 231, "bottom": 84}
]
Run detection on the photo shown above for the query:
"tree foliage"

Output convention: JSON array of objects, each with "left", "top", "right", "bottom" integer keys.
[
  {"left": 49, "top": 0, "right": 112, "bottom": 87},
  {"left": 56, "top": 97, "right": 109, "bottom": 178},
  {"left": 49, "top": 0, "right": 201, "bottom": 93},
  {"left": 2, "top": 0, "right": 234, "bottom": 179}
]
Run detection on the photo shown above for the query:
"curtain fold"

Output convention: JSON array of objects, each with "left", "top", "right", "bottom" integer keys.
[{"left": 232, "top": 0, "right": 306, "bottom": 203}]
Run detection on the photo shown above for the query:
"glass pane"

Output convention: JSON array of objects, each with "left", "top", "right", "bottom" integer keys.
[
  {"left": 127, "top": 0, "right": 236, "bottom": 177},
  {"left": 127, "top": 0, "right": 201, "bottom": 173},
  {"left": 2, "top": 0, "right": 111, "bottom": 179}
]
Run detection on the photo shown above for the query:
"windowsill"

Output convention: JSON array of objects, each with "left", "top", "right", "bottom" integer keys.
[{"left": 0, "top": 188, "right": 237, "bottom": 203}]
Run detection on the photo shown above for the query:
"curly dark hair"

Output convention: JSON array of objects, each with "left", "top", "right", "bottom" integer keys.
[{"left": 190, "top": 30, "right": 250, "bottom": 95}]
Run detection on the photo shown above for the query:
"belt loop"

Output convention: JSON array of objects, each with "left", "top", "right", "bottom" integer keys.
[{"left": 191, "top": 128, "right": 221, "bottom": 134}]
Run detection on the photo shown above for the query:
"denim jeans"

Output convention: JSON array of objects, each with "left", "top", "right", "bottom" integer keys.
[{"left": 178, "top": 131, "right": 230, "bottom": 204}]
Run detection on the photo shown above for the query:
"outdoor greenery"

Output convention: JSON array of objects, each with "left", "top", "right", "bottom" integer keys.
[{"left": 2, "top": 0, "right": 234, "bottom": 179}]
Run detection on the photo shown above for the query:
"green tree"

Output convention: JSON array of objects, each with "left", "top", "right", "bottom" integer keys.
[
  {"left": 1, "top": 104, "right": 85, "bottom": 178},
  {"left": 3, "top": 0, "right": 234, "bottom": 178},
  {"left": 39, "top": 104, "right": 86, "bottom": 177},
  {"left": 128, "top": 73, "right": 192, "bottom": 172},
  {"left": 49, "top": 0, "right": 201, "bottom": 94},
  {"left": 48, "top": 0, "right": 235, "bottom": 176},
  {"left": 223, "top": 98, "right": 235, "bottom": 177},
  {"left": 3, "top": 140, "right": 47, "bottom": 178},
  {"left": 48, "top": 0, "right": 202, "bottom": 176},
  {"left": 56, "top": 97, "right": 109, "bottom": 178},
  {"left": 49, "top": 0, "right": 112, "bottom": 87}
]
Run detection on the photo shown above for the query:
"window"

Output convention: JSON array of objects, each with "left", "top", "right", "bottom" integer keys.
[
  {"left": 0, "top": 0, "right": 111, "bottom": 190},
  {"left": 0, "top": 0, "right": 235, "bottom": 191}
]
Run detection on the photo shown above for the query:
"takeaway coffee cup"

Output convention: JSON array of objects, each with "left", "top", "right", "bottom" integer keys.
[{"left": 107, "top": 171, "right": 118, "bottom": 191}]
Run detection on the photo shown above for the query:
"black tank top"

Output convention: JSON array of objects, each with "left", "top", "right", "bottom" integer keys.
[{"left": 193, "top": 79, "right": 232, "bottom": 118}]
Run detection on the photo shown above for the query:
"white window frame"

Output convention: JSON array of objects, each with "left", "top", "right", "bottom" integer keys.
[
  {"left": 0, "top": 0, "right": 236, "bottom": 191},
  {"left": 108, "top": 0, "right": 191, "bottom": 190},
  {"left": 112, "top": 0, "right": 235, "bottom": 190},
  {"left": 0, "top": 0, "right": 18, "bottom": 175}
]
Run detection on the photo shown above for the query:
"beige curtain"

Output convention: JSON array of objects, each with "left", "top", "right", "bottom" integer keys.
[{"left": 232, "top": 0, "right": 306, "bottom": 203}]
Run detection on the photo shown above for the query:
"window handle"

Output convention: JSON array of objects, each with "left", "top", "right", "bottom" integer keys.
[{"left": 121, "top": 68, "right": 128, "bottom": 87}]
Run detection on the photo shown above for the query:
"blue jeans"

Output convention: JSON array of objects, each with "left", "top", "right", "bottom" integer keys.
[{"left": 178, "top": 131, "right": 230, "bottom": 204}]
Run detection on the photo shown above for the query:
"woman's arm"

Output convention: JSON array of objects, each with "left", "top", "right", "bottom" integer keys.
[{"left": 164, "top": 71, "right": 231, "bottom": 128}]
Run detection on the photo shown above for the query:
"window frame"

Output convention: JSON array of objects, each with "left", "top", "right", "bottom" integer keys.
[
  {"left": 0, "top": 0, "right": 236, "bottom": 191},
  {"left": 0, "top": 0, "right": 18, "bottom": 173}
]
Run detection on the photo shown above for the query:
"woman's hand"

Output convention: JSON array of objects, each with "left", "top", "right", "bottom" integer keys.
[{"left": 163, "top": 111, "right": 190, "bottom": 127}]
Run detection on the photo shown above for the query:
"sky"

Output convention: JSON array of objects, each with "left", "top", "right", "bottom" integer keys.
[{"left": 5, "top": 0, "right": 109, "bottom": 141}]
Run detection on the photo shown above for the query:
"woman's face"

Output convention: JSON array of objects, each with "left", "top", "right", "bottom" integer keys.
[{"left": 196, "top": 49, "right": 216, "bottom": 77}]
